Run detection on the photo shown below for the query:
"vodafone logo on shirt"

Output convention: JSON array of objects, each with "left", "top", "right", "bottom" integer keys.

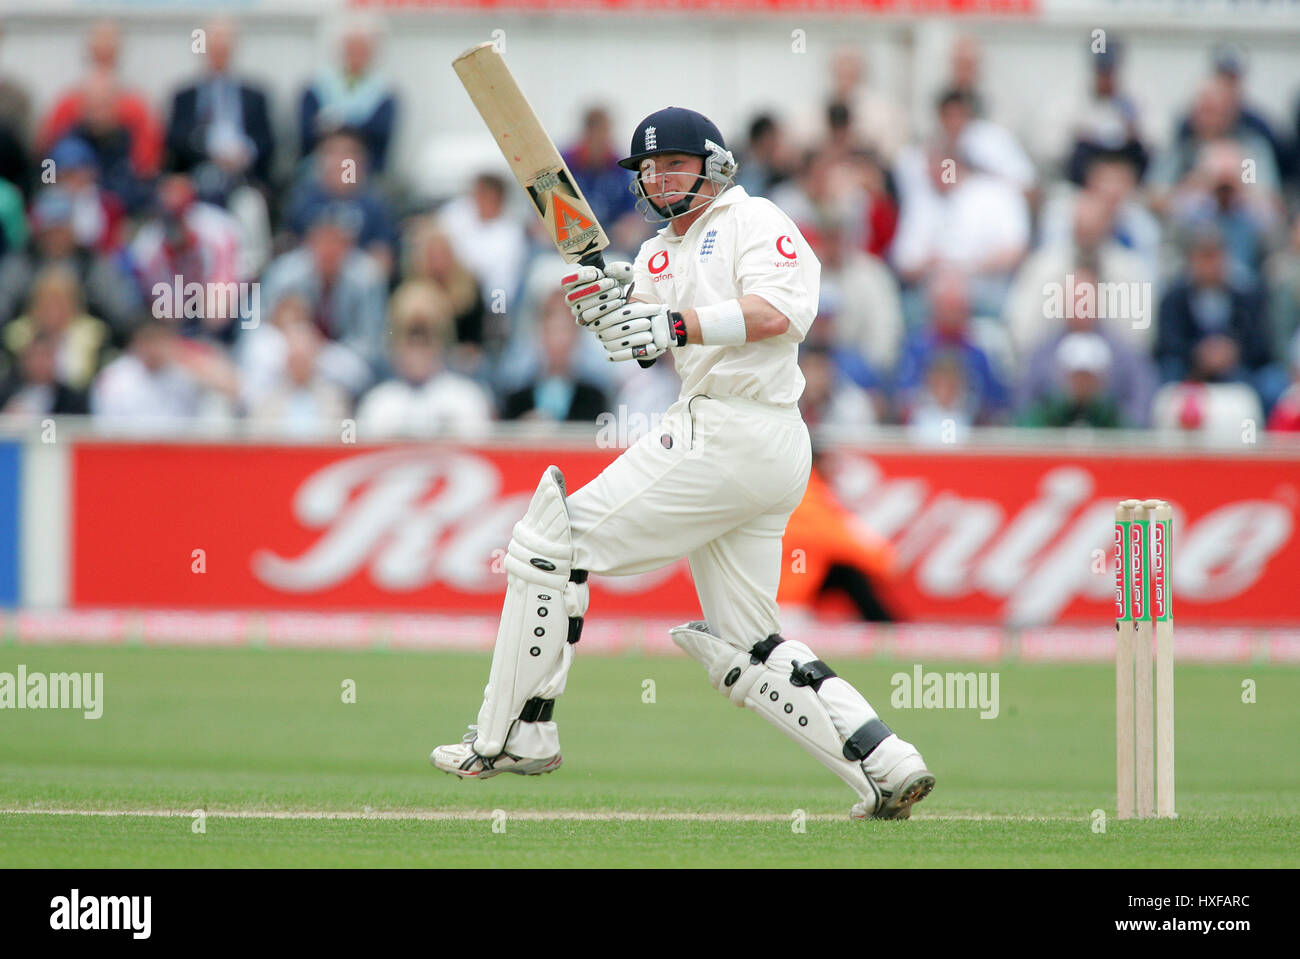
[
  {"left": 774, "top": 235, "right": 798, "bottom": 266},
  {"left": 648, "top": 250, "right": 673, "bottom": 282}
]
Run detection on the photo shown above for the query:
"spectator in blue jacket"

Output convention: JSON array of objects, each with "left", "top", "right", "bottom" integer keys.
[
  {"left": 285, "top": 127, "right": 397, "bottom": 278},
  {"left": 1155, "top": 224, "right": 1285, "bottom": 411},
  {"left": 894, "top": 268, "right": 1010, "bottom": 424},
  {"left": 300, "top": 16, "right": 397, "bottom": 173}
]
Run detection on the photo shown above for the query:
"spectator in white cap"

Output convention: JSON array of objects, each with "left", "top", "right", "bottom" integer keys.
[
  {"left": 1018, "top": 263, "right": 1156, "bottom": 425},
  {"left": 1019, "top": 331, "right": 1122, "bottom": 428}
]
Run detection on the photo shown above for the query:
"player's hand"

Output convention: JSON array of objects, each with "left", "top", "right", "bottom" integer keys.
[
  {"left": 598, "top": 303, "right": 687, "bottom": 363},
  {"left": 561, "top": 261, "right": 633, "bottom": 327}
]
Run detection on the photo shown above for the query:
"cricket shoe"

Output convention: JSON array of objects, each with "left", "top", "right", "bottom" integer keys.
[
  {"left": 429, "top": 726, "right": 563, "bottom": 780},
  {"left": 850, "top": 735, "right": 935, "bottom": 820}
]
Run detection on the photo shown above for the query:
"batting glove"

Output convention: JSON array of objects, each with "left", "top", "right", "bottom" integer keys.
[
  {"left": 598, "top": 303, "right": 687, "bottom": 363},
  {"left": 561, "top": 261, "right": 633, "bottom": 327}
]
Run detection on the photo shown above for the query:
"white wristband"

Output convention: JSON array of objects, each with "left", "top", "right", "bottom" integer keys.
[{"left": 695, "top": 299, "right": 747, "bottom": 346}]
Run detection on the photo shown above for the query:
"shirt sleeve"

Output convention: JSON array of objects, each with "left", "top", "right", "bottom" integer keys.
[{"left": 733, "top": 199, "right": 820, "bottom": 339}]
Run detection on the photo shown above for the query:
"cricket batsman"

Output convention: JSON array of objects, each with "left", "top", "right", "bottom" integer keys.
[{"left": 432, "top": 107, "right": 934, "bottom": 819}]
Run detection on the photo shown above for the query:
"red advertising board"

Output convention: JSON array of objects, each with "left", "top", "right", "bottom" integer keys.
[
  {"left": 353, "top": 0, "right": 1037, "bottom": 12},
  {"left": 354, "top": 0, "right": 1038, "bottom": 12},
  {"left": 820, "top": 447, "right": 1299, "bottom": 626},
  {"left": 71, "top": 441, "right": 1300, "bottom": 625}
]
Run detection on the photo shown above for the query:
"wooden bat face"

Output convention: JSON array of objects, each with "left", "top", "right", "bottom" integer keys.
[{"left": 453, "top": 42, "right": 609, "bottom": 265}]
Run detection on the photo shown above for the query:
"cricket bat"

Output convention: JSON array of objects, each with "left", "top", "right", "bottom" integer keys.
[{"left": 452, "top": 41, "right": 656, "bottom": 367}]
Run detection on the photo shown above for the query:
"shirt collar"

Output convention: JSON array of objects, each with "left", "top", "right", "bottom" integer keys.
[{"left": 658, "top": 185, "right": 749, "bottom": 243}]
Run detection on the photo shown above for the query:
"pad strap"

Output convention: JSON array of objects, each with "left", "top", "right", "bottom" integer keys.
[
  {"left": 519, "top": 697, "right": 555, "bottom": 723},
  {"left": 749, "top": 634, "right": 784, "bottom": 664},
  {"left": 790, "top": 660, "right": 837, "bottom": 692},
  {"left": 843, "top": 718, "right": 893, "bottom": 761},
  {"left": 567, "top": 569, "right": 588, "bottom": 645}
]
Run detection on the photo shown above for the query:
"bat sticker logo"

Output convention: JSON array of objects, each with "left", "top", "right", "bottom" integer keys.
[{"left": 551, "top": 193, "right": 595, "bottom": 242}]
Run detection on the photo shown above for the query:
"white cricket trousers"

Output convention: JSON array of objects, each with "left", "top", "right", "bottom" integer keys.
[{"left": 567, "top": 394, "right": 812, "bottom": 645}]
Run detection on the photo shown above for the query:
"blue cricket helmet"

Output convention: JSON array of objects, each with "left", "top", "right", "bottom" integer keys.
[{"left": 619, "top": 107, "right": 728, "bottom": 170}]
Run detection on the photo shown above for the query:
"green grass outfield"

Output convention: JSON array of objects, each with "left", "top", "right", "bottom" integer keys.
[{"left": 0, "top": 646, "right": 1296, "bottom": 867}]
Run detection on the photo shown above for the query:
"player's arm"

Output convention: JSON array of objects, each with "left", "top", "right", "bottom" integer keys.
[
  {"left": 595, "top": 295, "right": 788, "bottom": 362},
  {"left": 728, "top": 207, "right": 818, "bottom": 342},
  {"left": 597, "top": 226, "right": 801, "bottom": 360},
  {"left": 672, "top": 295, "right": 789, "bottom": 344}
]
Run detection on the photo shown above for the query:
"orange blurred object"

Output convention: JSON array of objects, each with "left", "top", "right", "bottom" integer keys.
[{"left": 778, "top": 466, "right": 896, "bottom": 612}]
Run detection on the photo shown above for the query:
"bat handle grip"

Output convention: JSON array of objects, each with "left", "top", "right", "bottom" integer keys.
[{"left": 579, "top": 251, "right": 657, "bottom": 369}]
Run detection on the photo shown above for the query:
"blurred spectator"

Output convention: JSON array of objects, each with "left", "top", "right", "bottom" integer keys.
[
  {"left": 773, "top": 147, "right": 896, "bottom": 260},
  {"left": 58, "top": 72, "right": 155, "bottom": 214},
  {"left": 798, "top": 343, "right": 880, "bottom": 431},
  {"left": 813, "top": 212, "right": 903, "bottom": 376},
  {"left": 935, "top": 88, "right": 1035, "bottom": 193},
  {"left": 437, "top": 172, "right": 529, "bottom": 313},
  {"left": 0, "top": 174, "right": 25, "bottom": 256},
  {"left": 1167, "top": 139, "right": 1280, "bottom": 280},
  {"left": 1006, "top": 191, "right": 1152, "bottom": 356},
  {"left": 1265, "top": 212, "right": 1300, "bottom": 362},
  {"left": 895, "top": 269, "right": 1010, "bottom": 425},
  {"left": 562, "top": 106, "right": 643, "bottom": 254},
  {"left": 286, "top": 127, "right": 397, "bottom": 277},
  {"left": 737, "top": 113, "right": 797, "bottom": 198},
  {"left": 129, "top": 173, "right": 245, "bottom": 346},
  {"left": 1052, "top": 40, "right": 1149, "bottom": 186},
  {"left": 37, "top": 21, "right": 163, "bottom": 184},
  {"left": 1155, "top": 226, "right": 1284, "bottom": 411},
  {"left": 842, "top": 149, "right": 898, "bottom": 258},
  {"left": 0, "top": 187, "right": 138, "bottom": 342},
  {"left": 1152, "top": 380, "right": 1263, "bottom": 438},
  {"left": 0, "top": 26, "right": 33, "bottom": 198},
  {"left": 496, "top": 254, "right": 615, "bottom": 398},
  {"left": 502, "top": 289, "right": 609, "bottom": 422},
  {"left": 45, "top": 137, "right": 127, "bottom": 253},
  {"left": 1017, "top": 264, "right": 1157, "bottom": 427},
  {"left": 300, "top": 15, "right": 397, "bottom": 173},
  {"left": 891, "top": 143, "right": 1029, "bottom": 320},
  {"left": 240, "top": 293, "right": 366, "bottom": 408},
  {"left": 165, "top": 17, "right": 275, "bottom": 198},
  {"left": 904, "top": 351, "right": 975, "bottom": 446},
  {"left": 1176, "top": 46, "right": 1289, "bottom": 188},
  {"left": 260, "top": 207, "right": 387, "bottom": 394},
  {"left": 1018, "top": 332, "right": 1124, "bottom": 428},
  {"left": 355, "top": 281, "right": 493, "bottom": 438},
  {"left": 1266, "top": 334, "right": 1300, "bottom": 432},
  {"left": 0, "top": 329, "right": 90, "bottom": 417},
  {"left": 826, "top": 46, "right": 909, "bottom": 164},
  {"left": 403, "top": 216, "right": 492, "bottom": 361},
  {"left": 2, "top": 264, "right": 111, "bottom": 391},
  {"left": 771, "top": 150, "right": 866, "bottom": 251},
  {"left": 1149, "top": 78, "right": 1282, "bottom": 216},
  {"left": 91, "top": 317, "right": 238, "bottom": 432},
  {"left": 1039, "top": 150, "right": 1161, "bottom": 286},
  {"left": 247, "top": 317, "right": 350, "bottom": 437},
  {"left": 946, "top": 33, "right": 986, "bottom": 117},
  {"left": 824, "top": 101, "right": 859, "bottom": 159}
]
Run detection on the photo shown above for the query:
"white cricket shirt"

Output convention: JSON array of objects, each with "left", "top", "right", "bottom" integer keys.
[{"left": 631, "top": 185, "right": 820, "bottom": 407}]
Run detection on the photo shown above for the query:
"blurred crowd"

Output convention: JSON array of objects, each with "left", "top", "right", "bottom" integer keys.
[{"left": 1, "top": 17, "right": 1300, "bottom": 440}]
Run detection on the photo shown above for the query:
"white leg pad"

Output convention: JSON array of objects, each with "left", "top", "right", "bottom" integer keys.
[
  {"left": 670, "top": 621, "right": 880, "bottom": 804},
  {"left": 474, "top": 467, "right": 589, "bottom": 758}
]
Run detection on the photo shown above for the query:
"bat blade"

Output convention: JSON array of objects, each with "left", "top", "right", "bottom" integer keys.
[
  {"left": 454, "top": 41, "right": 659, "bottom": 366},
  {"left": 453, "top": 42, "right": 609, "bottom": 266}
]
